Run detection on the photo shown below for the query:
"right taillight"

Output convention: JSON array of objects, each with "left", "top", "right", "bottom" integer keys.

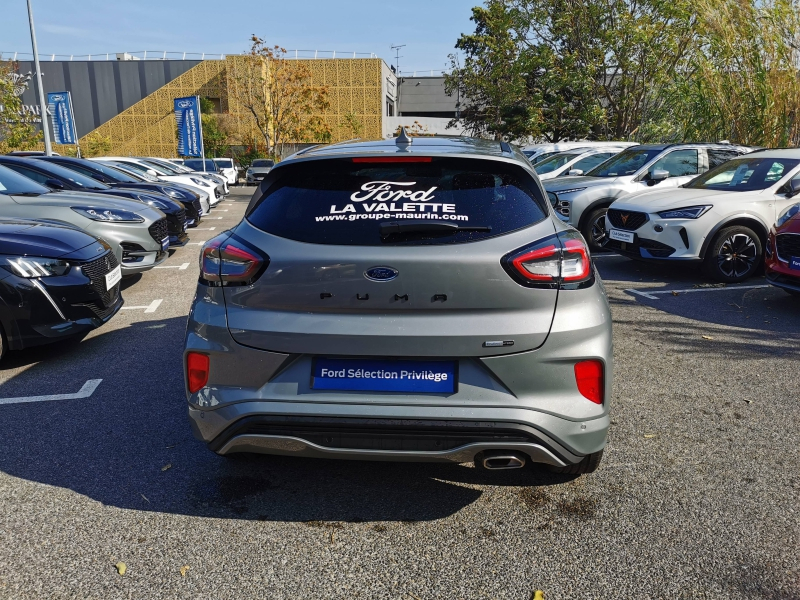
[
  {"left": 199, "top": 232, "right": 269, "bottom": 286},
  {"left": 501, "top": 231, "right": 593, "bottom": 289},
  {"left": 574, "top": 360, "right": 604, "bottom": 404}
]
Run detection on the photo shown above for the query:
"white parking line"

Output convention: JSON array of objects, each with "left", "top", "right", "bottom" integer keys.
[
  {"left": 194, "top": 227, "right": 216, "bottom": 231},
  {"left": 155, "top": 263, "right": 189, "bottom": 270},
  {"left": 187, "top": 242, "right": 206, "bottom": 246},
  {"left": 122, "top": 299, "right": 163, "bottom": 313},
  {"left": 626, "top": 284, "right": 770, "bottom": 300},
  {"left": 0, "top": 379, "right": 102, "bottom": 406}
]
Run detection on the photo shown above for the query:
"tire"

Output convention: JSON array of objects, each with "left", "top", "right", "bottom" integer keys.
[
  {"left": 547, "top": 449, "right": 603, "bottom": 475},
  {"left": 703, "top": 225, "right": 762, "bottom": 283},
  {"left": 581, "top": 207, "right": 609, "bottom": 252},
  {"left": 0, "top": 324, "right": 6, "bottom": 363}
]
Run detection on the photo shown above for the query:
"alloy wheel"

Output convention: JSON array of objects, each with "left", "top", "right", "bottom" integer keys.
[
  {"left": 716, "top": 233, "right": 757, "bottom": 279},
  {"left": 589, "top": 213, "right": 608, "bottom": 247}
]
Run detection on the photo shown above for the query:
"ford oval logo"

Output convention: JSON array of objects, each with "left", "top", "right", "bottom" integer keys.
[
  {"left": 177, "top": 100, "right": 193, "bottom": 108},
  {"left": 365, "top": 266, "right": 398, "bottom": 282}
]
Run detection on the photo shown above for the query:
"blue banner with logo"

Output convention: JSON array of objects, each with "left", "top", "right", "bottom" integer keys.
[
  {"left": 47, "top": 92, "right": 77, "bottom": 145},
  {"left": 174, "top": 96, "right": 203, "bottom": 157}
]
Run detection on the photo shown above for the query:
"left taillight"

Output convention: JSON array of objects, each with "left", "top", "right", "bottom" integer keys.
[
  {"left": 501, "top": 230, "right": 593, "bottom": 289},
  {"left": 186, "top": 352, "right": 209, "bottom": 393},
  {"left": 199, "top": 232, "right": 269, "bottom": 286}
]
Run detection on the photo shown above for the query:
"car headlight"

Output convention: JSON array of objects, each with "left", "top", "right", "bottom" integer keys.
[
  {"left": 2, "top": 256, "right": 71, "bottom": 278},
  {"left": 135, "top": 194, "right": 170, "bottom": 210},
  {"left": 162, "top": 188, "right": 182, "bottom": 198},
  {"left": 190, "top": 177, "right": 210, "bottom": 187},
  {"left": 71, "top": 206, "right": 145, "bottom": 222},
  {"left": 552, "top": 187, "right": 586, "bottom": 195},
  {"left": 657, "top": 205, "right": 712, "bottom": 219},
  {"left": 777, "top": 203, "right": 800, "bottom": 227}
]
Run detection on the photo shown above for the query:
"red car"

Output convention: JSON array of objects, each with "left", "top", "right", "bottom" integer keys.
[{"left": 766, "top": 203, "right": 800, "bottom": 297}]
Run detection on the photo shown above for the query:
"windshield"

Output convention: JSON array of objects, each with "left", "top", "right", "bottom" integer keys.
[
  {"left": 103, "top": 161, "right": 160, "bottom": 181},
  {"left": 214, "top": 159, "right": 233, "bottom": 168},
  {"left": 533, "top": 152, "right": 584, "bottom": 175},
  {"left": 184, "top": 159, "right": 219, "bottom": 171},
  {"left": 140, "top": 159, "right": 180, "bottom": 175},
  {"left": 81, "top": 161, "right": 141, "bottom": 183},
  {"left": 145, "top": 158, "right": 189, "bottom": 173},
  {"left": 3, "top": 160, "right": 111, "bottom": 190},
  {"left": 587, "top": 147, "right": 663, "bottom": 177},
  {"left": 0, "top": 165, "right": 50, "bottom": 195},
  {"left": 252, "top": 159, "right": 274, "bottom": 168},
  {"left": 686, "top": 157, "right": 800, "bottom": 191}
]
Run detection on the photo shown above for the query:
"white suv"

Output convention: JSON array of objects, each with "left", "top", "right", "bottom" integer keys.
[
  {"left": 606, "top": 150, "right": 800, "bottom": 282},
  {"left": 212, "top": 158, "right": 239, "bottom": 186},
  {"left": 544, "top": 143, "right": 752, "bottom": 250},
  {"left": 534, "top": 147, "right": 630, "bottom": 180},
  {"left": 523, "top": 141, "right": 637, "bottom": 165}
]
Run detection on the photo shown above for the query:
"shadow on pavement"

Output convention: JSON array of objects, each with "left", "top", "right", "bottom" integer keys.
[{"left": 0, "top": 316, "right": 570, "bottom": 523}]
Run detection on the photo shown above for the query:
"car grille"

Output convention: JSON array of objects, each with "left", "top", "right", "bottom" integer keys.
[
  {"left": 190, "top": 199, "right": 202, "bottom": 218},
  {"left": 607, "top": 209, "right": 649, "bottom": 231},
  {"left": 76, "top": 251, "right": 121, "bottom": 316},
  {"left": 148, "top": 218, "right": 168, "bottom": 244},
  {"left": 776, "top": 233, "right": 800, "bottom": 262},
  {"left": 605, "top": 237, "right": 676, "bottom": 258},
  {"left": 639, "top": 238, "right": 676, "bottom": 257},
  {"left": 167, "top": 208, "right": 187, "bottom": 234}
]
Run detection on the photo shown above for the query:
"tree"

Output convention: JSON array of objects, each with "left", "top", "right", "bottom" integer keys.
[
  {"left": 666, "top": 0, "right": 800, "bottom": 146},
  {"left": 83, "top": 132, "right": 112, "bottom": 157},
  {"left": 447, "top": 0, "right": 696, "bottom": 141},
  {"left": 0, "top": 62, "right": 41, "bottom": 153},
  {"left": 199, "top": 97, "right": 230, "bottom": 157},
  {"left": 228, "top": 37, "right": 331, "bottom": 159}
]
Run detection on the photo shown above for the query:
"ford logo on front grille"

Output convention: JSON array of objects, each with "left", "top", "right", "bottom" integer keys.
[{"left": 364, "top": 266, "right": 399, "bottom": 282}]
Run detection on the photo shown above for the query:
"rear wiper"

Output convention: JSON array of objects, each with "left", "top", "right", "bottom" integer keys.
[{"left": 380, "top": 220, "right": 491, "bottom": 238}]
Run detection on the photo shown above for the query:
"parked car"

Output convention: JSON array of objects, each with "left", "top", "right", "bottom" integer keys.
[
  {"left": 522, "top": 141, "right": 638, "bottom": 166},
  {"left": 212, "top": 158, "right": 239, "bottom": 186},
  {"left": 147, "top": 157, "right": 229, "bottom": 197},
  {"left": 245, "top": 158, "right": 274, "bottom": 185},
  {"left": 168, "top": 158, "right": 184, "bottom": 166},
  {"left": 184, "top": 135, "right": 612, "bottom": 476},
  {"left": 0, "top": 218, "right": 123, "bottom": 360},
  {"left": 0, "top": 165, "right": 168, "bottom": 274},
  {"left": 534, "top": 147, "right": 630, "bottom": 180},
  {"left": 93, "top": 157, "right": 220, "bottom": 208},
  {"left": 766, "top": 200, "right": 800, "bottom": 296},
  {"left": 95, "top": 160, "right": 211, "bottom": 215},
  {"left": 0, "top": 156, "right": 188, "bottom": 247},
  {"left": 31, "top": 156, "right": 204, "bottom": 227},
  {"left": 544, "top": 143, "right": 752, "bottom": 251},
  {"left": 605, "top": 150, "right": 800, "bottom": 282}
]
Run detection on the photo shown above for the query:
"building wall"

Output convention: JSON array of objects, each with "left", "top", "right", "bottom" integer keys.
[{"left": 397, "top": 76, "right": 458, "bottom": 118}]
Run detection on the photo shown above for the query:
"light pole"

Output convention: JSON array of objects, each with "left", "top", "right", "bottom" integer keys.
[{"left": 27, "top": 0, "right": 52, "bottom": 156}]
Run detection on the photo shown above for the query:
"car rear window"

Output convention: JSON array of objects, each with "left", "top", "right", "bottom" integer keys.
[{"left": 246, "top": 157, "right": 548, "bottom": 246}]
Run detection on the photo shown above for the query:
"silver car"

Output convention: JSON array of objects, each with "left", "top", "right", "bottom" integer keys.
[
  {"left": 184, "top": 135, "right": 612, "bottom": 475},
  {"left": 544, "top": 143, "right": 752, "bottom": 250},
  {"left": 0, "top": 165, "right": 168, "bottom": 275},
  {"left": 245, "top": 159, "right": 274, "bottom": 185}
]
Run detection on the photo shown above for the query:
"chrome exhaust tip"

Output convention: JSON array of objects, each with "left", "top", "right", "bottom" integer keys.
[{"left": 481, "top": 452, "right": 527, "bottom": 470}]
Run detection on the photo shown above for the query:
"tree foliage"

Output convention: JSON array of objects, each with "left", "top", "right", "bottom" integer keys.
[
  {"left": 0, "top": 62, "right": 41, "bottom": 153},
  {"left": 228, "top": 38, "right": 331, "bottom": 159},
  {"left": 199, "top": 97, "right": 230, "bottom": 157}
]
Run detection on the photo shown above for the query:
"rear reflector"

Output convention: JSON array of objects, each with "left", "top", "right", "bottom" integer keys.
[
  {"left": 574, "top": 360, "right": 604, "bottom": 404},
  {"left": 352, "top": 156, "right": 432, "bottom": 163},
  {"left": 187, "top": 352, "right": 210, "bottom": 393}
]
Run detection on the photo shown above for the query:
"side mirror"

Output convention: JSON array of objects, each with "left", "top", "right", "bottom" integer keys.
[
  {"left": 146, "top": 169, "right": 159, "bottom": 176},
  {"left": 650, "top": 169, "right": 669, "bottom": 182},
  {"left": 547, "top": 191, "right": 558, "bottom": 208},
  {"left": 45, "top": 178, "right": 66, "bottom": 190},
  {"left": 788, "top": 179, "right": 800, "bottom": 198},
  {"left": 567, "top": 169, "right": 583, "bottom": 176}
]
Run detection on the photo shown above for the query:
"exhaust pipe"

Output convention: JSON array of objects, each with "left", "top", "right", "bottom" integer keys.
[{"left": 481, "top": 451, "right": 527, "bottom": 470}]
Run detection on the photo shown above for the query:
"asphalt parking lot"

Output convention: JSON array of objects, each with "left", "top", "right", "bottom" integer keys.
[{"left": 0, "top": 187, "right": 797, "bottom": 600}]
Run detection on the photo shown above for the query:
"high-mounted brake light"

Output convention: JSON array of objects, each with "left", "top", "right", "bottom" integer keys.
[
  {"left": 501, "top": 231, "right": 593, "bottom": 289},
  {"left": 199, "top": 232, "right": 269, "bottom": 286},
  {"left": 574, "top": 360, "right": 604, "bottom": 404},
  {"left": 186, "top": 352, "right": 210, "bottom": 393},
  {"left": 352, "top": 157, "right": 432, "bottom": 163}
]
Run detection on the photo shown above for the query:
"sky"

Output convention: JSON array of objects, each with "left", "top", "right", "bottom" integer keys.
[{"left": 1, "top": 0, "right": 477, "bottom": 74}]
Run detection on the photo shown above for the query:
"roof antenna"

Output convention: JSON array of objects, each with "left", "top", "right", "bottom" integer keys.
[{"left": 396, "top": 126, "right": 413, "bottom": 146}]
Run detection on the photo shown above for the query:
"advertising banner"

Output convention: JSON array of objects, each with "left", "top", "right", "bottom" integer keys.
[
  {"left": 174, "top": 96, "right": 203, "bottom": 157},
  {"left": 46, "top": 92, "right": 77, "bottom": 145}
]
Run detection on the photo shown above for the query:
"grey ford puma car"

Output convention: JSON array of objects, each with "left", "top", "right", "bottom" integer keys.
[{"left": 184, "top": 135, "right": 613, "bottom": 475}]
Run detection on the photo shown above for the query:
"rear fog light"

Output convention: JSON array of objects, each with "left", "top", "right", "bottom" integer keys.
[
  {"left": 187, "top": 352, "right": 210, "bottom": 393},
  {"left": 574, "top": 360, "right": 604, "bottom": 404}
]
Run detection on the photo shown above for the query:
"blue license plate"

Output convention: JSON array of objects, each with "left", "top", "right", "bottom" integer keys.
[
  {"left": 161, "top": 237, "right": 169, "bottom": 251},
  {"left": 312, "top": 358, "right": 456, "bottom": 394},
  {"left": 791, "top": 256, "right": 800, "bottom": 270}
]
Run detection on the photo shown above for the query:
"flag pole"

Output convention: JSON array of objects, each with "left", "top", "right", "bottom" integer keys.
[{"left": 26, "top": 0, "right": 52, "bottom": 156}]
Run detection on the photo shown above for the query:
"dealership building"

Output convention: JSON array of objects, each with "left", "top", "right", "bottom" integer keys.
[{"left": 5, "top": 51, "right": 461, "bottom": 157}]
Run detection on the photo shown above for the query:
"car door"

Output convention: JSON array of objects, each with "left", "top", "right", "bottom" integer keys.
[
  {"left": 630, "top": 149, "right": 701, "bottom": 194},
  {"left": 772, "top": 167, "right": 800, "bottom": 224}
]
